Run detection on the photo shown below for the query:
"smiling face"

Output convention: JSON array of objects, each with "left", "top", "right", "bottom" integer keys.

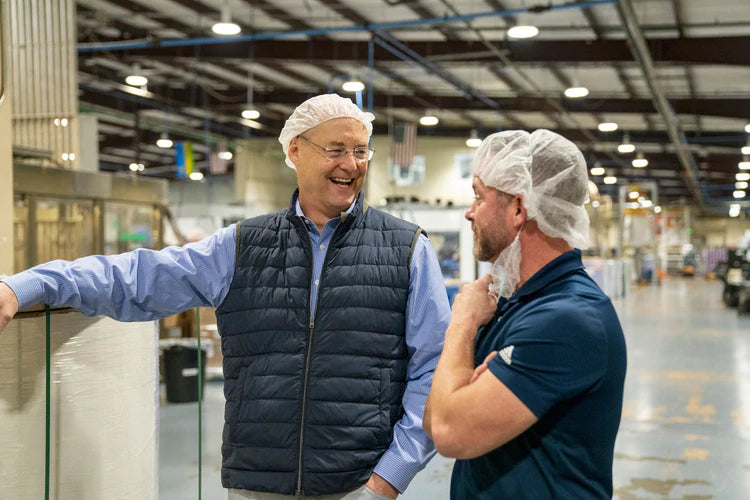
[{"left": 289, "top": 117, "right": 370, "bottom": 225}]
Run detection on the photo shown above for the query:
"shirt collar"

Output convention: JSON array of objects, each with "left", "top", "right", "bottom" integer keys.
[
  {"left": 509, "top": 249, "right": 584, "bottom": 302},
  {"left": 294, "top": 193, "right": 360, "bottom": 222}
]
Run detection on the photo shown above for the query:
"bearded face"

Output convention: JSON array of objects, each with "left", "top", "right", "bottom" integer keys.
[
  {"left": 472, "top": 217, "right": 515, "bottom": 263},
  {"left": 467, "top": 178, "right": 517, "bottom": 263}
]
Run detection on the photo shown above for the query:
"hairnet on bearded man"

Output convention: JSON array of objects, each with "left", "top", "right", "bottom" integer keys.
[{"left": 471, "top": 129, "right": 591, "bottom": 298}]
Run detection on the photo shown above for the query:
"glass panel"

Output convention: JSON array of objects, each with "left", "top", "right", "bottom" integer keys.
[
  {"left": 35, "top": 198, "right": 94, "bottom": 265},
  {"left": 103, "top": 202, "right": 155, "bottom": 254}
]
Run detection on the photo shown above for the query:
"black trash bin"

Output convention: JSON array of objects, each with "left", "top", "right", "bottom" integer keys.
[{"left": 163, "top": 344, "right": 206, "bottom": 403}]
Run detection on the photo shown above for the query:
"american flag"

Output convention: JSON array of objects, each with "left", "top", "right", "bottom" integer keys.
[{"left": 390, "top": 122, "right": 417, "bottom": 168}]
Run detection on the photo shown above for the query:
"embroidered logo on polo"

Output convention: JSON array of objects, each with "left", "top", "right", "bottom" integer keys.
[{"left": 499, "top": 345, "right": 514, "bottom": 365}]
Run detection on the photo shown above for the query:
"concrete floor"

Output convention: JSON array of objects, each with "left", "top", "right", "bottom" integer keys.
[{"left": 159, "top": 277, "right": 750, "bottom": 499}]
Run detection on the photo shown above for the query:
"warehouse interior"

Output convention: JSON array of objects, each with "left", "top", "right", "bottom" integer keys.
[{"left": 0, "top": 0, "right": 749, "bottom": 498}]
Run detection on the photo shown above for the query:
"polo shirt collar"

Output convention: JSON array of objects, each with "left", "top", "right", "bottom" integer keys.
[{"left": 509, "top": 249, "right": 584, "bottom": 302}]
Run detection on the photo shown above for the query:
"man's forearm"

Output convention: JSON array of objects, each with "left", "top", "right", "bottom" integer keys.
[{"left": 426, "top": 320, "right": 476, "bottom": 434}]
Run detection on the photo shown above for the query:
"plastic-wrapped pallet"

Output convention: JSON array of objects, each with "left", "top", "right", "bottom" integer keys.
[{"left": 0, "top": 308, "right": 158, "bottom": 499}]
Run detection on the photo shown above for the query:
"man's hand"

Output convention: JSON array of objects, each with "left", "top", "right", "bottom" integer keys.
[
  {"left": 0, "top": 283, "right": 20, "bottom": 334},
  {"left": 449, "top": 274, "right": 497, "bottom": 337},
  {"left": 365, "top": 472, "right": 399, "bottom": 498}
]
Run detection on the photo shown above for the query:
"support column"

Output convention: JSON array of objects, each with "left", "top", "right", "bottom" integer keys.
[
  {"left": 9, "top": 0, "right": 79, "bottom": 169},
  {"left": 0, "top": 0, "right": 14, "bottom": 276}
]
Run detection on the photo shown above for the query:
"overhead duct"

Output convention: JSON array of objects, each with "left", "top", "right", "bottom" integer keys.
[{"left": 617, "top": 0, "right": 705, "bottom": 209}]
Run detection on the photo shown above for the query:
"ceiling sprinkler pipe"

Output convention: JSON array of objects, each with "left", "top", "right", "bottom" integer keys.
[{"left": 77, "top": 0, "right": 618, "bottom": 53}]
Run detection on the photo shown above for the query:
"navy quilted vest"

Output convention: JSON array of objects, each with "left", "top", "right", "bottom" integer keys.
[{"left": 216, "top": 192, "right": 420, "bottom": 495}]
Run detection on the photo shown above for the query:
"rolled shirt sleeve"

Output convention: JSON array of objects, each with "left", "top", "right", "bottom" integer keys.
[
  {"left": 373, "top": 234, "right": 451, "bottom": 492},
  {"left": 2, "top": 225, "right": 237, "bottom": 321}
]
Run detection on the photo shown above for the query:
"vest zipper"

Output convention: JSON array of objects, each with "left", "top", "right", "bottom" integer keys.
[{"left": 296, "top": 226, "right": 337, "bottom": 496}]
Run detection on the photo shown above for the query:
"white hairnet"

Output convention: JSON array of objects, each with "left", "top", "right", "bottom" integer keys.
[
  {"left": 473, "top": 129, "right": 590, "bottom": 249},
  {"left": 278, "top": 94, "right": 375, "bottom": 170}
]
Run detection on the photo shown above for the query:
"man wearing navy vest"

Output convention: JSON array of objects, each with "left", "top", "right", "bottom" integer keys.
[
  {"left": 0, "top": 94, "right": 451, "bottom": 499},
  {"left": 424, "top": 130, "right": 626, "bottom": 499}
]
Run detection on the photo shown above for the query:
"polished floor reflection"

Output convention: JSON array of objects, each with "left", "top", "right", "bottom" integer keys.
[{"left": 160, "top": 278, "right": 750, "bottom": 500}]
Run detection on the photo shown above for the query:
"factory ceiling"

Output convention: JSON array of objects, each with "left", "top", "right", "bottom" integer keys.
[{"left": 74, "top": 0, "right": 750, "bottom": 209}]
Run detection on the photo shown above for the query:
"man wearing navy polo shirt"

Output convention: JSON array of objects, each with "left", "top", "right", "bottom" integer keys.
[{"left": 425, "top": 130, "right": 626, "bottom": 499}]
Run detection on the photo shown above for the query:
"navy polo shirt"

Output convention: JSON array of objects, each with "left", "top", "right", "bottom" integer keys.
[{"left": 451, "top": 250, "right": 627, "bottom": 499}]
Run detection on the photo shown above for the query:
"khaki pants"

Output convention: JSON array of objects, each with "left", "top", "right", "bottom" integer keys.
[{"left": 228, "top": 485, "right": 395, "bottom": 500}]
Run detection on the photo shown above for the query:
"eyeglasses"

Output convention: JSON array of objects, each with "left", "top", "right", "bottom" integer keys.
[{"left": 298, "top": 135, "right": 374, "bottom": 162}]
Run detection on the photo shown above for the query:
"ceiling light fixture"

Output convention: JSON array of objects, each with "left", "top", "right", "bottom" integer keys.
[
  {"left": 737, "top": 182, "right": 749, "bottom": 189},
  {"left": 590, "top": 166, "right": 605, "bottom": 176},
  {"left": 156, "top": 133, "right": 173, "bottom": 149},
  {"left": 218, "top": 151, "right": 233, "bottom": 161},
  {"left": 342, "top": 80, "right": 365, "bottom": 92},
  {"left": 737, "top": 172, "right": 750, "bottom": 181},
  {"left": 189, "top": 171, "right": 204, "bottom": 181},
  {"left": 603, "top": 176, "right": 617, "bottom": 185},
  {"left": 734, "top": 190, "right": 746, "bottom": 199},
  {"left": 742, "top": 146, "right": 750, "bottom": 155},
  {"left": 212, "top": 0, "right": 241, "bottom": 35},
  {"left": 212, "top": 21, "right": 241, "bottom": 36},
  {"left": 125, "top": 70, "right": 148, "bottom": 86},
  {"left": 745, "top": 124, "right": 750, "bottom": 133},
  {"left": 632, "top": 154, "right": 648, "bottom": 168},
  {"left": 242, "top": 109, "right": 260, "bottom": 120},
  {"left": 618, "top": 133, "right": 635, "bottom": 154},
  {"left": 598, "top": 122, "right": 618, "bottom": 132},
  {"left": 419, "top": 115, "right": 439, "bottom": 126},
  {"left": 654, "top": 206, "right": 662, "bottom": 214},
  {"left": 465, "top": 129, "right": 482, "bottom": 148},
  {"left": 739, "top": 161, "right": 750, "bottom": 170},
  {"left": 507, "top": 25, "right": 539, "bottom": 39},
  {"left": 628, "top": 191, "right": 639, "bottom": 199},
  {"left": 129, "top": 162, "right": 145, "bottom": 172},
  {"left": 564, "top": 86, "right": 589, "bottom": 98},
  {"left": 730, "top": 204, "right": 741, "bottom": 217},
  {"left": 640, "top": 199, "right": 653, "bottom": 208}
]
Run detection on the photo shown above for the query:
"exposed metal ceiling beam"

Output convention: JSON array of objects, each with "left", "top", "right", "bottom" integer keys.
[
  {"left": 617, "top": 0, "right": 704, "bottom": 208},
  {"left": 79, "top": 81, "right": 750, "bottom": 120},
  {"left": 483, "top": 0, "right": 516, "bottom": 26},
  {"left": 115, "top": 36, "right": 750, "bottom": 66},
  {"left": 574, "top": 1, "right": 656, "bottom": 131},
  {"left": 399, "top": 0, "right": 464, "bottom": 41},
  {"left": 671, "top": 0, "right": 687, "bottom": 38}
]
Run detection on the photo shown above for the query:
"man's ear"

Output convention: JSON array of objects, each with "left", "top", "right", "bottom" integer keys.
[
  {"left": 512, "top": 195, "right": 527, "bottom": 228},
  {"left": 289, "top": 137, "right": 300, "bottom": 164}
]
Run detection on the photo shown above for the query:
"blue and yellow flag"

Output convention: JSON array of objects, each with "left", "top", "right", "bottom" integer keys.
[{"left": 175, "top": 141, "right": 194, "bottom": 178}]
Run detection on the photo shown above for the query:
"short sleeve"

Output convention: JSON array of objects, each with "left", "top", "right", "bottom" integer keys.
[{"left": 487, "top": 296, "right": 608, "bottom": 418}]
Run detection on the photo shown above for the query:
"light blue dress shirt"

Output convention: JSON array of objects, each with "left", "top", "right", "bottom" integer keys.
[{"left": 3, "top": 200, "right": 451, "bottom": 493}]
